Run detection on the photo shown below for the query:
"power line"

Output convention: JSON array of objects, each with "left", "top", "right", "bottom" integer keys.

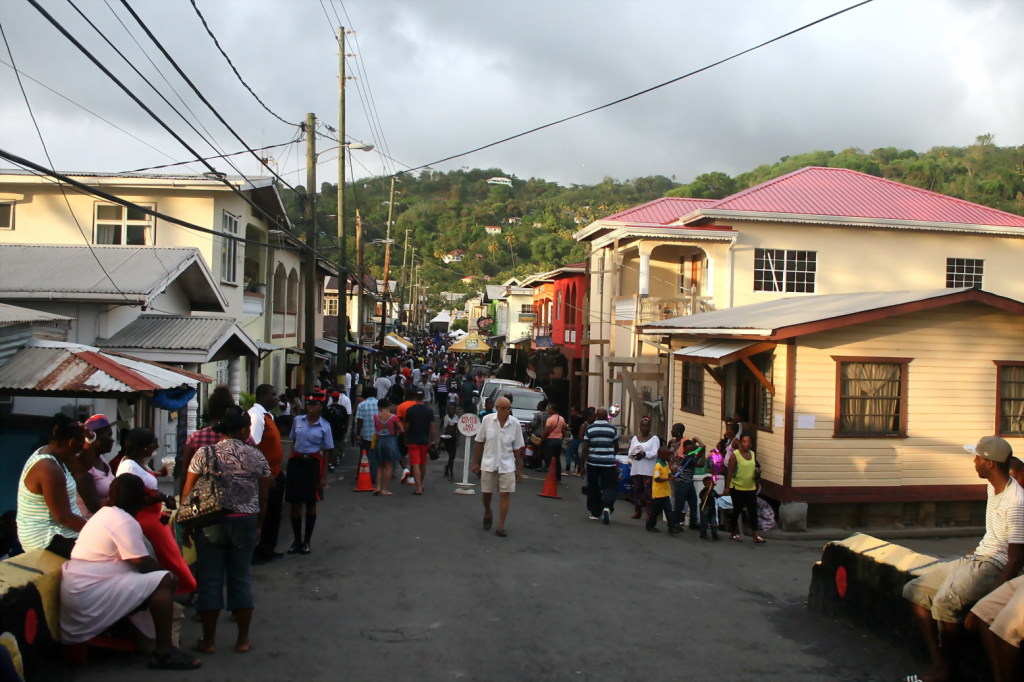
[
  {"left": 188, "top": 0, "right": 300, "bottom": 129},
  {"left": 25, "top": 0, "right": 291, "bottom": 234},
  {"left": 0, "top": 23, "right": 132, "bottom": 305},
  {"left": 116, "top": 0, "right": 301, "bottom": 195},
  {"left": 1, "top": 149, "right": 305, "bottom": 252},
  {"left": 124, "top": 138, "right": 300, "bottom": 173},
  {"left": 0, "top": 56, "right": 197, "bottom": 172},
  {"left": 389, "top": 0, "right": 876, "bottom": 178}
]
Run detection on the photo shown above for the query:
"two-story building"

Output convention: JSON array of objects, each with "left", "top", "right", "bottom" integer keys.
[{"left": 577, "top": 166, "right": 1024, "bottom": 527}]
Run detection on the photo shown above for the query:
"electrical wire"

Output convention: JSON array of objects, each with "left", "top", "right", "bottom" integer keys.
[
  {"left": 188, "top": 0, "right": 300, "bottom": 129},
  {"left": 116, "top": 0, "right": 301, "bottom": 195},
  {"left": 123, "top": 138, "right": 301, "bottom": 174},
  {"left": 25, "top": 0, "right": 292, "bottom": 234},
  {"left": 0, "top": 56, "right": 198, "bottom": 173},
  {"left": 388, "top": 0, "right": 876, "bottom": 178},
  {"left": 0, "top": 22, "right": 132, "bottom": 305}
]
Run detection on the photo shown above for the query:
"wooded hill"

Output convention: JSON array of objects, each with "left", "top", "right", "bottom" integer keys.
[{"left": 283, "top": 136, "right": 1023, "bottom": 304}]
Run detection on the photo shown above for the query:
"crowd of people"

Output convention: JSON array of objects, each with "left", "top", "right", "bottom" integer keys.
[{"left": 6, "top": 330, "right": 1023, "bottom": 679}]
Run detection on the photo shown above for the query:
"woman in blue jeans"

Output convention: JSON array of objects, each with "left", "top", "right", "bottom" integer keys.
[{"left": 183, "top": 406, "right": 272, "bottom": 653}]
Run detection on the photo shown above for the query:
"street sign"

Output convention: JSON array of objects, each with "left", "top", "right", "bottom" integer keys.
[{"left": 457, "top": 413, "right": 480, "bottom": 437}]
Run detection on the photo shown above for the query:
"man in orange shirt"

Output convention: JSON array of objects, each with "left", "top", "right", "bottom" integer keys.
[
  {"left": 249, "top": 384, "right": 285, "bottom": 564},
  {"left": 395, "top": 386, "right": 416, "bottom": 482}
]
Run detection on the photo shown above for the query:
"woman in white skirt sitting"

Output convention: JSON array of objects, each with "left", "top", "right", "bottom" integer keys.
[{"left": 60, "top": 474, "right": 201, "bottom": 670}]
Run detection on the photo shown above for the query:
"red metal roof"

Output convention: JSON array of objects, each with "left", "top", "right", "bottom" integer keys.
[
  {"left": 704, "top": 167, "right": 1024, "bottom": 227},
  {"left": 603, "top": 197, "right": 717, "bottom": 224}
]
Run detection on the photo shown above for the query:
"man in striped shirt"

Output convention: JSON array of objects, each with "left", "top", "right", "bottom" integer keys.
[
  {"left": 582, "top": 408, "right": 619, "bottom": 525},
  {"left": 902, "top": 436, "right": 1024, "bottom": 682}
]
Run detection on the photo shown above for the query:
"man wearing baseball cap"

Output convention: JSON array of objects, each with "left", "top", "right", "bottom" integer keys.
[{"left": 902, "top": 436, "right": 1024, "bottom": 682}]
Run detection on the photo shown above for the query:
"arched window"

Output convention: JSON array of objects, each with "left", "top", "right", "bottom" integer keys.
[
  {"left": 287, "top": 269, "right": 299, "bottom": 315},
  {"left": 273, "top": 264, "right": 287, "bottom": 313},
  {"left": 555, "top": 290, "right": 563, "bottom": 320}
]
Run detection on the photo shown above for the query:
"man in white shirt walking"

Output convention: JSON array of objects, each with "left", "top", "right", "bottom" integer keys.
[{"left": 471, "top": 397, "right": 524, "bottom": 538}]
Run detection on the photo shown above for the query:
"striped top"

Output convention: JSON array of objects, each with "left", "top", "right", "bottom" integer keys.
[
  {"left": 976, "top": 479, "right": 1024, "bottom": 568},
  {"left": 583, "top": 420, "right": 618, "bottom": 467},
  {"left": 17, "top": 448, "right": 82, "bottom": 550}
]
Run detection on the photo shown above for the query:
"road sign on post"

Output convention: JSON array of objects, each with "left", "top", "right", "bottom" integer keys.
[{"left": 454, "top": 413, "right": 480, "bottom": 494}]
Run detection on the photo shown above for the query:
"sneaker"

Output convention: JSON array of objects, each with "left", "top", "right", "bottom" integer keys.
[
  {"left": 602, "top": 508, "right": 611, "bottom": 525},
  {"left": 328, "top": 463, "right": 337, "bottom": 473},
  {"left": 668, "top": 526, "right": 681, "bottom": 534},
  {"left": 286, "top": 542, "right": 302, "bottom": 554},
  {"left": 645, "top": 526, "right": 660, "bottom": 533},
  {"left": 299, "top": 542, "right": 311, "bottom": 555},
  {"left": 588, "top": 514, "right": 600, "bottom": 521}
]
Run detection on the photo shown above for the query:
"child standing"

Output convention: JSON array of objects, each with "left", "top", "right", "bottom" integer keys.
[
  {"left": 646, "top": 448, "right": 678, "bottom": 533},
  {"left": 698, "top": 475, "right": 720, "bottom": 540}
]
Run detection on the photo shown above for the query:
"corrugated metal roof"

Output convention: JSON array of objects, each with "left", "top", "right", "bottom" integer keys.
[
  {"left": 644, "top": 288, "right": 978, "bottom": 334},
  {"left": 672, "top": 340, "right": 762, "bottom": 359},
  {"left": 0, "top": 339, "right": 209, "bottom": 394},
  {"left": 0, "top": 167, "right": 273, "bottom": 190},
  {"left": 701, "top": 167, "right": 1024, "bottom": 228},
  {"left": 603, "top": 197, "right": 718, "bottom": 224},
  {"left": 100, "top": 315, "right": 234, "bottom": 350},
  {"left": 0, "top": 303, "right": 72, "bottom": 325}
]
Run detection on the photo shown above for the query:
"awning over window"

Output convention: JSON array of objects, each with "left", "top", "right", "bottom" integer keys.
[{"left": 672, "top": 340, "right": 776, "bottom": 366}]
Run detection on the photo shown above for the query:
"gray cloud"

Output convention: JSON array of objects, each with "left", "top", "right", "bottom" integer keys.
[{"left": 1, "top": 0, "right": 1021, "bottom": 189}]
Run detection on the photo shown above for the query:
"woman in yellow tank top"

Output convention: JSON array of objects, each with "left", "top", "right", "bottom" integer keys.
[{"left": 724, "top": 435, "right": 766, "bottom": 544}]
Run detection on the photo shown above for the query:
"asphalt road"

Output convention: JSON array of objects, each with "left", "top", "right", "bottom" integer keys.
[{"left": 63, "top": 442, "right": 976, "bottom": 682}]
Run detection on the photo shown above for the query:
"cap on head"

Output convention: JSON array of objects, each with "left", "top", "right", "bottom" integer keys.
[
  {"left": 640, "top": 416, "right": 651, "bottom": 424},
  {"left": 330, "top": 391, "right": 341, "bottom": 398},
  {"left": 964, "top": 436, "right": 1013, "bottom": 463},
  {"left": 306, "top": 390, "right": 327, "bottom": 404},
  {"left": 84, "top": 414, "right": 112, "bottom": 431}
]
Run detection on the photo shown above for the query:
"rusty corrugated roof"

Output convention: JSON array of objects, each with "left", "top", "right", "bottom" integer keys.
[{"left": 0, "top": 339, "right": 210, "bottom": 394}]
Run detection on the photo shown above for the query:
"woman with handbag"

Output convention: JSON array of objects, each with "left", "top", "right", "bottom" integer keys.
[
  {"left": 182, "top": 406, "right": 272, "bottom": 654},
  {"left": 116, "top": 428, "right": 196, "bottom": 594}
]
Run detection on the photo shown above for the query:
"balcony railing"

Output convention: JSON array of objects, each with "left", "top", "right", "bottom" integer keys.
[
  {"left": 638, "top": 295, "right": 714, "bottom": 324},
  {"left": 243, "top": 292, "right": 265, "bottom": 316}
]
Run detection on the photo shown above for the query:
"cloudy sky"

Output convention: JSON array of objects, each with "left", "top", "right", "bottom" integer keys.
[{"left": 1, "top": 0, "right": 1021, "bottom": 188}]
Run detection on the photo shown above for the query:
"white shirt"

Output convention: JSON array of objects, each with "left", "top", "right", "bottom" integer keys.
[
  {"left": 474, "top": 413, "right": 525, "bottom": 473},
  {"left": 976, "top": 478, "right": 1024, "bottom": 567},
  {"left": 412, "top": 368, "right": 421, "bottom": 384},
  {"left": 248, "top": 402, "right": 271, "bottom": 445},
  {"left": 116, "top": 458, "right": 158, "bottom": 491},
  {"left": 338, "top": 393, "right": 352, "bottom": 414},
  {"left": 70, "top": 505, "right": 150, "bottom": 563},
  {"left": 374, "top": 376, "right": 393, "bottom": 400},
  {"left": 628, "top": 435, "right": 660, "bottom": 477}
]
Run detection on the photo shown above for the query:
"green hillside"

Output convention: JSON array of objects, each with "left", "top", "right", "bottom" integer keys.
[{"left": 284, "top": 136, "right": 1023, "bottom": 302}]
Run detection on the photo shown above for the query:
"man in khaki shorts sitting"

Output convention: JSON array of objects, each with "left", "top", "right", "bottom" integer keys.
[
  {"left": 471, "top": 397, "right": 524, "bottom": 538},
  {"left": 902, "top": 436, "right": 1024, "bottom": 682},
  {"left": 966, "top": 573, "right": 1024, "bottom": 682}
]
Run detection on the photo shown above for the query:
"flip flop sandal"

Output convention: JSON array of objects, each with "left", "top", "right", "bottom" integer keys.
[
  {"left": 191, "top": 639, "right": 216, "bottom": 654},
  {"left": 483, "top": 516, "right": 493, "bottom": 530},
  {"left": 730, "top": 535, "right": 742, "bottom": 542},
  {"left": 495, "top": 529, "right": 508, "bottom": 537},
  {"left": 150, "top": 647, "right": 202, "bottom": 670},
  {"left": 754, "top": 537, "right": 767, "bottom": 544}
]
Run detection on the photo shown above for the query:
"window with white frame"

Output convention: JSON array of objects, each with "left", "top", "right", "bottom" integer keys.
[
  {"left": 753, "top": 249, "right": 816, "bottom": 293},
  {"left": 221, "top": 211, "right": 239, "bottom": 283},
  {"left": 94, "top": 203, "right": 154, "bottom": 245},
  {"left": 520, "top": 304, "right": 533, "bottom": 315},
  {"left": 0, "top": 202, "right": 14, "bottom": 229},
  {"left": 325, "top": 296, "right": 339, "bottom": 317},
  {"left": 946, "top": 258, "right": 983, "bottom": 288}
]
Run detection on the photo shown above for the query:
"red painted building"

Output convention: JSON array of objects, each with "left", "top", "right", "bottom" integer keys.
[{"left": 544, "top": 263, "right": 588, "bottom": 409}]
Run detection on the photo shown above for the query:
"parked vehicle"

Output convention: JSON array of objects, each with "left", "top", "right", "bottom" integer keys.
[
  {"left": 503, "top": 386, "right": 548, "bottom": 443},
  {"left": 476, "top": 378, "right": 525, "bottom": 413}
]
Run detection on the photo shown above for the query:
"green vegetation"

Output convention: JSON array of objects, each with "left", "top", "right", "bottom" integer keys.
[{"left": 284, "top": 136, "right": 1022, "bottom": 301}]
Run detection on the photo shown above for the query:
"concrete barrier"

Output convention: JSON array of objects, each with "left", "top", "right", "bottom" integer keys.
[
  {"left": 0, "top": 549, "right": 65, "bottom": 681},
  {"left": 808, "top": 533, "right": 1003, "bottom": 680}
]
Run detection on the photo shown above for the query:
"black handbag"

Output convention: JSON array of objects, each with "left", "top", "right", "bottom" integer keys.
[{"left": 176, "top": 445, "right": 228, "bottom": 529}]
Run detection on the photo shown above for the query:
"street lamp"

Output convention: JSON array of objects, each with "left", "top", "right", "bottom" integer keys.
[{"left": 334, "top": 139, "right": 374, "bottom": 389}]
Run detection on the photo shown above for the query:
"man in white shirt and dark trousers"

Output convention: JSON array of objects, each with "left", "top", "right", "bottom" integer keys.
[
  {"left": 902, "top": 436, "right": 1024, "bottom": 682},
  {"left": 471, "top": 397, "right": 524, "bottom": 538}
]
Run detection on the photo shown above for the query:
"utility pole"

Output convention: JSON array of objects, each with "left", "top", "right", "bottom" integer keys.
[
  {"left": 397, "top": 229, "right": 410, "bottom": 332},
  {"left": 334, "top": 26, "right": 348, "bottom": 388},
  {"left": 303, "top": 112, "right": 317, "bottom": 392},
  {"left": 377, "top": 176, "right": 396, "bottom": 350},
  {"left": 354, "top": 208, "right": 364, "bottom": 357}
]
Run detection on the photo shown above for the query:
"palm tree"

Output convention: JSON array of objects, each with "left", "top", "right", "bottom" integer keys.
[
  {"left": 487, "top": 240, "right": 499, "bottom": 257},
  {"left": 504, "top": 233, "right": 517, "bottom": 268}
]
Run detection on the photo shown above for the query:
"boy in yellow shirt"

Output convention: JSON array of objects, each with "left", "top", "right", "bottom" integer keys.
[{"left": 646, "top": 447, "right": 678, "bottom": 533}]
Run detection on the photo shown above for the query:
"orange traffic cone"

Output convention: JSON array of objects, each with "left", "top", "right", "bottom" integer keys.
[
  {"left": 538, "top": 462, "right": 561, "bottom": 499},
  {"left": 353, "top": 450, "right": 374, "bottom": 492}
]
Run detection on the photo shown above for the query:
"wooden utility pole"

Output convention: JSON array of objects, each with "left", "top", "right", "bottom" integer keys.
[
  {"left": 335, "top": 27, "right": 348, "bottom": 386},
  {"left": 377, "top": 176, "right": 396, "bottom": 350},
  {"left": 355, "top": 208, "right": 364, "bottom": 352},
  {"left": 303, "top": 112, "right": 317, "bottom": 391},
  {"left": 397, "top": 229, "right": 410, "bottom": 331}
]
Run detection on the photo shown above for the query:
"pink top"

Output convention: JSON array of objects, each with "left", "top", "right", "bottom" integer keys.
[{"left": 545, "top": 414, "right": 566, "bottom": 440}]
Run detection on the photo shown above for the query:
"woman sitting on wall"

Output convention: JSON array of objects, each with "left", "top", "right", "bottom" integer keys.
[{"left": 61, "top": 473, "right": 201, "bottom": 670}]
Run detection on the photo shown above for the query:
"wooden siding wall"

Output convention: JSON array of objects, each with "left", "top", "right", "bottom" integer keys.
[
  {"left": 670, "top": 360, "right": 723, "bottom": 445},
  {"left": 791, "top": 304, "right": 1024, "bottom": 489}
]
